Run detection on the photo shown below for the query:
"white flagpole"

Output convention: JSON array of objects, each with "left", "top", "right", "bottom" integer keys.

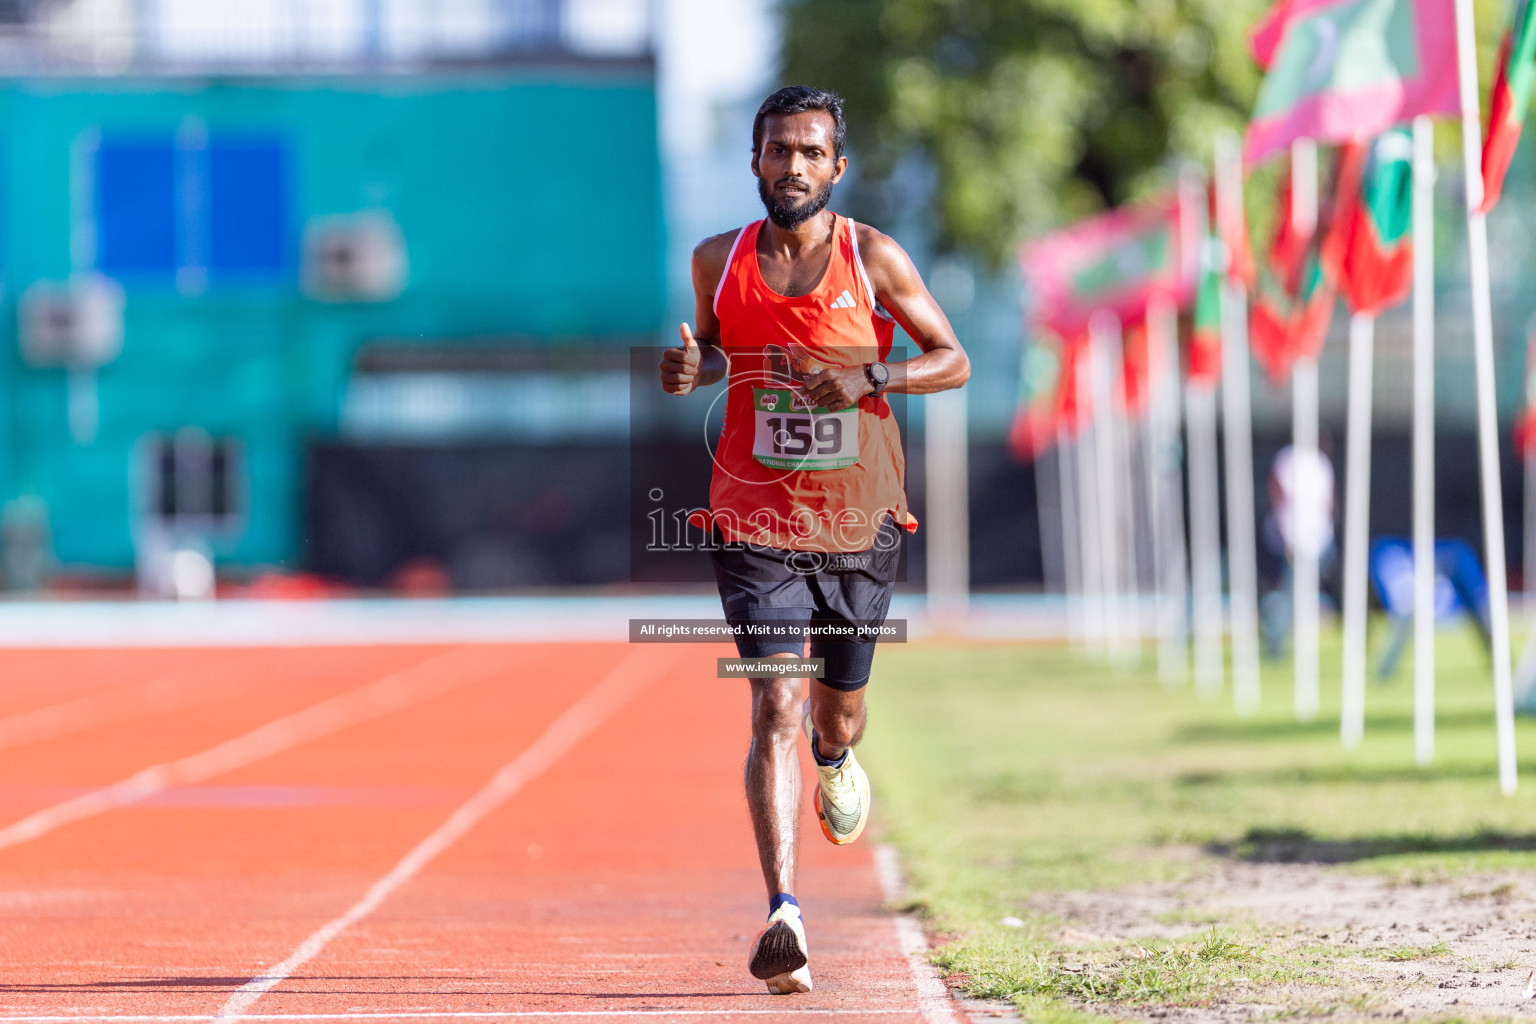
[
  {"left": 1411, "top": 115, "right": 1437, "bottom": 766},
  {"left": 1090, "top": 310, "right": 1129, "bottom": 664},
  {"left": 1290, "top": 138, "right": 1322, "bottom": 723},
  {"left": 1293, "top": 356, "right": 1323, "bottom": 722},
  {"left": 1148, "top": 297, "right": 1190, "bottom": 683},
  {"left": 1341, "top": 310, "right": 1376, "bottom": 747},
  {"left": 1142, "top": 330, "right": 1167, "bottom": 653},
  {"left": 1036, "top": 442, "right": 1065, "bottom": 595},
  {"left": 1076, "top": 353, "right": 1107, "bottom": 657},
  {"left": 1058, "top": 423, "right": 1086, "bottom": 652},
  {"left": 1454, "top": 0, "right": 1519, "bottom": 794},
  {"left": 1216, "top": 130, "right": 1263, "bottom": 716},
  {"left": 1187, "top": 375, "right": 1224, "bottom": 699},
  {"left": 925, "top": 386, "right": 970, "bottom": 622},
  {"left": 1111, "top": 322, "right": 1144, "bottom": 662},
  {"left": 1122, "top": 407, "right": 1148, "bottom": 654}
]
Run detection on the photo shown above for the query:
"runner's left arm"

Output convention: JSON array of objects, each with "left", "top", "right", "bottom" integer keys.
[{"left": 800, "top": 227, "right": 969, "bottom": 409}]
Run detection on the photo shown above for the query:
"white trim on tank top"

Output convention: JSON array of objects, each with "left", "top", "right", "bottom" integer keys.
[
  {"left": 712, "top": 226, "right": 749, "bottom": 318},
  {"left": 847, "top": 219, "right": 897, "bottom": 323}
]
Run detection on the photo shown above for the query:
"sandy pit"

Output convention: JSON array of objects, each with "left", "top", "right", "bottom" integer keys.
[{"left": 1019, "top": 856, "right": 1536, "bottom": 1020}]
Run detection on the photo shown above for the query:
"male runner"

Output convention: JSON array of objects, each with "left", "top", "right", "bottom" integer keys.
[{"left": 658, "top": 86, "right": 970, "bottom": 994}]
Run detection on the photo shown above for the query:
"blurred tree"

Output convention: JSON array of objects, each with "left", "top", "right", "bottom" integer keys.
[{"left": 778, "top": 0, "right": 1272, "bottom": 266}]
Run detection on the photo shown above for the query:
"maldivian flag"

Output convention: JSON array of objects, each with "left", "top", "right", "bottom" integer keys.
[
  {"left": 1251, "top": 0, "right": 1297, "bottom": 68},
  {"left": 1268, "top": 166, "right": 1315, "bottom": 294},
  {"left": 1212, "top": 182, "right": 1258, "bottom": 287},
  {"left": 1333, "top": 129, "right": 1415, "bottom": 314},
  {"left": 1120, "top": 318, "right": 1158, "bottom": 417},
  {"left": 1248, "top": 161, "right": 1318, "bottom": 381},
  {"left": 1019, "top": 192, "right": 1196, "bottom": 337},
  {"left": 1009, "top": 331, "right": 1066, "bottom": 461},
  {"left": 1250, "top": 270, "right": 1298, "bottom": 380},
  {"left": 1189, "top": 261, "right": 1223, "bottom": 388},
  {"left": 1481, "top": 0, "right": 1536, "bottom": 213},
  {"left": 1245, "top": 146, "right": 1360, "bottom": 378},
  {"left": 1290, "top": 253, "right": 1338, "bottom": 362},
  {"left": 1058, "top": 335, "right": 1092, "bottom": 433},
  {"left": 1009, "top": 330, "right": 1091, "bottom": 459},
  {"left": 1263, "top": 144, "right": 1357, "bottom": 360},
  {"left": 1247, "top": 256, "right": 1337, "bottom": 377},
  {"left": 1244, "top": 0, "right": 1459, "bottom": 166}
]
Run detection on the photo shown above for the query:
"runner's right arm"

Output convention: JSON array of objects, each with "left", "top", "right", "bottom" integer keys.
[{"left": 659, "top": 232, "right": 734, "bottom": 395}]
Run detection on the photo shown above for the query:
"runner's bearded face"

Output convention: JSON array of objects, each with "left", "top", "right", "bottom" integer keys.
[{"left": 753, "top": 112, "right": 840, "bottom": 230}]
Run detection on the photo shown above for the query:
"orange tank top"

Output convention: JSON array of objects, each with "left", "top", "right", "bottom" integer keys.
[{"left": 706, "top": 214, "right": 912, "bottom": 552}]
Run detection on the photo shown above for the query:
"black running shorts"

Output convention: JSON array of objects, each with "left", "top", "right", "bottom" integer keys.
[{"left": 709, "top": 518, "right": 902, "bottom": 691}]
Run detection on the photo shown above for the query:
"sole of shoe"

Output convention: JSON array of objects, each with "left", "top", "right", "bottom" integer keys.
[
  {"left": 814, "top": 782, "right": 868, "bottom": 845},
  {"left": 764, "top": 964, "right": 813, "bottom": 994},
  {"left": 748, "top": 919, "right": 808, "bottom": 980}
]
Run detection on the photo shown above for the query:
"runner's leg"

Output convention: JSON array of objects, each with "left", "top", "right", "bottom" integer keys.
[
  {"left": 805, "top": 517, "right": 900, "bottom": 762},
  {"left": 744, "top": 657, "right": 814, "bottom": 992},
  {"left": 807, "top": 678, "right": 866, "bottom": 762},
  {"left": 710, "top": 533, "right": 818, "bottom": 987},
  {"left": 745, "top": 658, "right": 806, "bottom": 897}
]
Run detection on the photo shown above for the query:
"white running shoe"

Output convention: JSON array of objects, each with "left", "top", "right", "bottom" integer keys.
[
  {"left": 748, "top": 901, "right": 810, "bottom": 990},
  {"left": 764, "top": 964, "right": 814, "bottom": 994},
  {"left": 802, "top": 698, "right": 871, "bottom": 845},
  {"left": 813, "top": 745, "right": 871, "bottom": 845}
]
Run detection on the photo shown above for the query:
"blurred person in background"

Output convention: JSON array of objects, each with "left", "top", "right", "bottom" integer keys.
[
  {"left": 1260, "top": 441, "right": 1339, "bottom": 658},
  {"left": 657, "top": 85, "right": 969, "bottom": 994}
]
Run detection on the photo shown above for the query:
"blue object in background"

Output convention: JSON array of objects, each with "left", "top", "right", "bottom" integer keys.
[
  {"left": 96, "top": 139, "right": 177, "bottom": 275},
  {"left": 96, "top": 133, "right": 290, "bottom": 283},
  {"left": 1369, "top": 537, "right": 1493, "bottom": 678},
  {"left": 208, "top": 138, "right": 288, "bottom": 278},
  {"left": 1369, "top": 538, "right": 1463, "bottom": 622}
]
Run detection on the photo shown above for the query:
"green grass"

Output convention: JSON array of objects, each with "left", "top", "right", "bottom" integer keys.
[
  {"left": 1381, "top": 940, "right": 1452, "bottom": 962},
  {"left": 865, "top": 622, "right": 1536, "bottom": 1018}
]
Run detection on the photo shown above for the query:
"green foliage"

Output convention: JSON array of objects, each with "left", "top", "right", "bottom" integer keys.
[
  {"left": 777, "top": 0, "right": 1511, "bottom": 268},
  {"left": 778, "top": 0, "right": 1272, "bottom": 265},
  {"left": 1383, "top": 940, "right": 1453, "bottom": 961},
  {"left": 1195, "top": 927, "right": 1265, "bottom": 961}
]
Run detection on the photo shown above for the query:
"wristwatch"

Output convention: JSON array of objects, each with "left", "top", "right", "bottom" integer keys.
[{"left": 863, "top": 361, "right": 890, "bottom": 397}]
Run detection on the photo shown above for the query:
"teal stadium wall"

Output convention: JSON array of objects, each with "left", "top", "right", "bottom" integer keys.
[{"left": 0, "top": 69, "right": 664, "bottom": 573}]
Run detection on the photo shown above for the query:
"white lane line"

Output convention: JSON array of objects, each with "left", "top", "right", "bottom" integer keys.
[
  {"left": 0, "top": 646, "right": 512, "bottom": 853},
  {"left": 873, "top": 844, "right": 959, "bottom": 1024},
  {"left": 0, "top": 658, "right": 248, "bottom": 753},
  {"left": 215, "top": 646, "right": 682, "bottom": 1022},
  {"left": 0, "top": 1013, "right": 918, "bottom": 1020}
]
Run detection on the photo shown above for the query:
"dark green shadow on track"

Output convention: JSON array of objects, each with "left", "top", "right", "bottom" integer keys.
[
  {"left": 1207, "top": 826, "right": 1536, "bottom": 864},
  {"left": 1177, "top": 758, "right": 1536, "bottom": 787}
]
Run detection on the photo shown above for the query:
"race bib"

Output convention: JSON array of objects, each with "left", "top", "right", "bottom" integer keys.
[{"left": 752, "top": 388, "right": 859, "bottom": 471}]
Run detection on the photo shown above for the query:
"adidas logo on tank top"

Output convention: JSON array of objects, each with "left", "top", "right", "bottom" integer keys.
[{"left": 829, "top": 289, "right": 857, "bottom": 309}]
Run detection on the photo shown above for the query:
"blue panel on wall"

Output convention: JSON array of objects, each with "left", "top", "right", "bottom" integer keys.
[
  {"left": 96, "top": 140, "right": 176, "bottom": 274},
  {"left": 209, "top": 138, "right": 288, "bottom": 277}
]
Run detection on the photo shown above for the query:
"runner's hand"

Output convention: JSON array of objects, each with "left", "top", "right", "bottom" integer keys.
[
  {"left": 802, "top": 366, "right": 873, "bottom": 410},
  {"left": 660, "top": 324, "right": 702, "bottom": 395}
]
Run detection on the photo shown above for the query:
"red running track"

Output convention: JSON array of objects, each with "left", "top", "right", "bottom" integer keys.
[{"left": 0, "top": 643, "right": 954, "bottom": 1023}]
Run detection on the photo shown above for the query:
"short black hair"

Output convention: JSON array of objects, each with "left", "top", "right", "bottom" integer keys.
[{"left": 752, "top": 86, "right": 846, "bottom": 160}]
